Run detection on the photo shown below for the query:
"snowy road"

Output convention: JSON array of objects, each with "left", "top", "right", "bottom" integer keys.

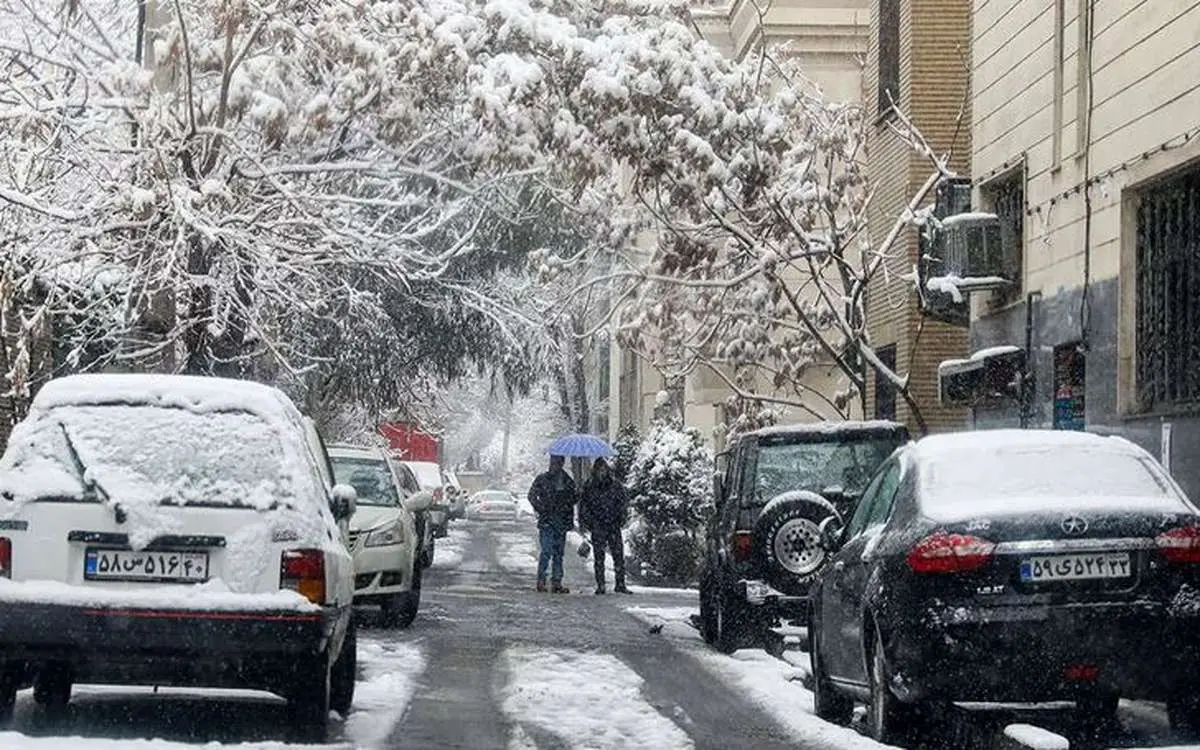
[{"left": 4, "top": 519, "right": 1199, "bottom": 749}]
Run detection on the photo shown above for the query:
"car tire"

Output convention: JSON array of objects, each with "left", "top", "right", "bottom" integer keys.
[
  {"left": 1168, "top": 693, "right": 1200, "bottom": 738},
  {"left": 698, "top": 573, "right": 719, "bottom": 646},
  {"left": 33, "top": 662, "right": 71, "bottom": 713},
  {"left": 867, "top": 627, "right": 922, "bottom": 744},
  {"left": 330, "top": 618, "right": 357, "bottom": 716},
  {"left": 811, "top": 619, "right": 853, "bottom": 725},
  {"left": 754, "top": 494, "right": 836, "bottom": 596},
  {"left": 382, "top": 564, "right": 422, "bottom": 629},
  {"left": 714, "top": 583, "right": 753, "bottom": 655},
  {"left": 0, "top": 668, "right": 18, "bottom": 725},
  {"left": 286, "top": 651, "right": 331, "bottom": 742}
]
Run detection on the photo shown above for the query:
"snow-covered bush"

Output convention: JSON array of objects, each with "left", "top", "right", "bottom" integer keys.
[
  {"left": 625, "top": 422, "right": 714, "bottom": 586},
  {"left": 611, "top": 423, "right": 641, "bottom": 483}
]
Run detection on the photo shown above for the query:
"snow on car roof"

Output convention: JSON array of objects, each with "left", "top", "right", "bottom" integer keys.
[
  {"left": 399, "top": 460, "right": 443, "bottom": 488},
  {"left": 909, "top": 429, "right": 1191, "bottom": 520},
  {"left": 328, "top": 444, "right": 387, "bottom": 460},
  {"left": 32, "top": 373, "right": 299, "bottom": 422},
  {"left": 746, "top": 420, "right": 907, "bottom": 440}
]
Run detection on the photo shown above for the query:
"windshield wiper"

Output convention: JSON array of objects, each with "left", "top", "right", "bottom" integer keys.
[{"left": 58, "top": 423, "right": 127, "bottom": 524}]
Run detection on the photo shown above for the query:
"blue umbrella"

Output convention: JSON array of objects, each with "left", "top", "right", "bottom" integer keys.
[{"left": 546, "top": 433, "right": 615, "bottom": 458}]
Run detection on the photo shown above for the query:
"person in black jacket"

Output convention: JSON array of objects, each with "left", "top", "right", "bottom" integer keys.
[
  {"left": 581, "top": 458, "right": 631, "bottom": 595},
  {"left": 528, "top": 455, "right": 577, "bottom": 593}
]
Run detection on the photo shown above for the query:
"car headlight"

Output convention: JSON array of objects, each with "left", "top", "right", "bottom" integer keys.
[{"left": 364, "top": 521, "right": 405, "bottom": 547}]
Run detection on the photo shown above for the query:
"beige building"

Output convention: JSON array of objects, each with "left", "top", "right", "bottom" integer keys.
[
  {"left": 958, "top": 0, "right": 1200, "bottom": 496},
  {"left": 606, "top": 0, "right": 871, "bottom": 447},
  {"left": 862, "top": 0, "right": 972, "bottom": 436}
]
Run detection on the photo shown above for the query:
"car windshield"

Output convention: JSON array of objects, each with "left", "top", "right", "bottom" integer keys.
[
  {"left": 0, "top": 405, "right": 297, "bottom": 509},
  {"left": 406, "top": 462, "right": 442, "bottom": 490},
  {"left": 331, "top": 457, "right": 400, "bottom": 507},
  {"left": 751, "top": 435, "right": 902, "bottom": 503}
]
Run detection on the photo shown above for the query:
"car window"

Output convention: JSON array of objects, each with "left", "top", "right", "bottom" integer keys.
[
  {"left": 331, "top": 456, "right": 401, "bottom": 507},
  {"left": 864, "top": 461, "right": 903, "bottom": 529},
  {"left": 751, "top": 433, "right": 904, "bottom": 502},
  {"left": 736, "top": 440, "right": 758, "bottom": 505}
]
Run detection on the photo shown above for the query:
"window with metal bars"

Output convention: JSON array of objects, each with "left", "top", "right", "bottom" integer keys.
[
  {"left": 1136, "top": 167, "right": 1200, "bottom": 411},
  {"left": 877, "top": 0, "right": 899, "bottom": 118},
  {"left": 983, "top": 172, "right": 1025, "bottom": 303}
]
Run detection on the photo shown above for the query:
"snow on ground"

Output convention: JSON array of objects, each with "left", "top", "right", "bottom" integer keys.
[
  {"left": 625, "top": 607, "right": 892, "bottom": 749},
  {"left": 500, "top": 646, "right": 694, "bottom": 749},
  {"left": 343, "top": 638, "right": 427, "bottom": 749},
  {"left": 494, "top": 531, "right": 539, "bottom": 573},
  {"left": 432, "top": 526, "right": 470, "bottom": 569}
]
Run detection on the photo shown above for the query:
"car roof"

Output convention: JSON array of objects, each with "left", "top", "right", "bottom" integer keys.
[
  {"left": 905, "top": 428, "right": 1141, "bottom": 463},
  {"left": 743, "top": 420, "right": 908, "bottom": 441},
  {"left": 31, "top": 374, "right": 303, "bottom": 427}
]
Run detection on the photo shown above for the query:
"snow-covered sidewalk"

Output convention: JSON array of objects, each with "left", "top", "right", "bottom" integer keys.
[{"left": 432, "top": 526, "right": 471, "bottom": 569}]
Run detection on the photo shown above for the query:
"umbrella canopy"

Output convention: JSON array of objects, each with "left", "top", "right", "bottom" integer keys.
[{"left": 546, "top": 433, "right": 615, "bottom": 458}]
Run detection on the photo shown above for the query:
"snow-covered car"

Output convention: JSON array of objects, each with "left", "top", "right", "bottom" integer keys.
[
  {"left": 700, "top": 421, "right": 909, "bottom": 653},
  {"left": 400, "top": 459, "right": 451, "bottom": 538},
  {"left": 392, "top": 460, "right": 436, "bottom": 569},
  {"left": 0, "top": 374, "right": 357, "bottom": 739},
  {"left": 465, "top": 490, "right": 520, "bottom": 521},
  {"left": 810, "top": 429, "right": 1200, "bottom": 743},
  {"left": 328, "top": 445, "right": 434, "bottom": 628}
]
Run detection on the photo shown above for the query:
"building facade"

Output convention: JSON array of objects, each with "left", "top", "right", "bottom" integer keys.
[
  {"left": 863, "top": 0, "right": 972, "bottom": 436},
  {"left": 964, "top": 0, "right": 1200, "bottom": 496}
]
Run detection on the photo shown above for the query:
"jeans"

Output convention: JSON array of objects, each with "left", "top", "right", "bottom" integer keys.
[
  {"left": 592, "top": 528, "right": 626, "bottom": 588},
  {"left": 537, "top": 526, "right": 566, "bottom": 583}
]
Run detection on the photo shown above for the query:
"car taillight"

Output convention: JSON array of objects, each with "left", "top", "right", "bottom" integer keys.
[
  {"left": 1156, "top": 525, "right": 1200, "bottom": 564},
  {"left": 280, "top": 549, "right": 325, "bottom": 604},
  {"left": 0, "top": 537, "right": 10, "bottom": 578},
  {"left": 907, "top": 532, "right": 995, "bottom": 574},
  {"left": 731, "top": 531, "right": 753, "bottom": 564}
]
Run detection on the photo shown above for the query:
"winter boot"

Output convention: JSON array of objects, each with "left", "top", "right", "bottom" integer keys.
[
  {"left": 595, "top": 584, "right": 606, "bottom": 595},
  {"left": 536, "top": 580, "right": 548, "bottom": 593},
  {"left": 614, "top": 582, "right": 632, "bottom": 594},
  {"left": 551, "top": 582, "right": 570, "bottom": 594}
]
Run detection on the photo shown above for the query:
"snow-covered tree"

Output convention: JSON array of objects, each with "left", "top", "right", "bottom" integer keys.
[
  {"left": 625, "top": 421, "right": 713, "bottom": 585},
  {"left": 611, "top": 422, "right": 641, "bottom": 483}
]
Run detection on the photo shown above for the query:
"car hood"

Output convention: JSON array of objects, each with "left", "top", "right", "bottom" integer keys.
[{"left": 350, "top": 504, "right": 403, "bottom": 532}]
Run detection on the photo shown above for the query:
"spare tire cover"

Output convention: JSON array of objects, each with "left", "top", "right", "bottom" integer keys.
[{"left": 753, "top": 491, "right": 840, "bottom": 597}]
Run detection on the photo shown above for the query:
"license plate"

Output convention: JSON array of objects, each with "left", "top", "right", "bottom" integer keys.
[
  {"left": 84, "top": 548, "right": 209, "bottom": 583},
  {"left": 1019, "top": 552, "right": 1131, "bottom": 582}
]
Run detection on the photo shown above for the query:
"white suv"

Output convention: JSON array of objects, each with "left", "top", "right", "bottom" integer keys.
[
  {"left": 0, "top": 374, "right": 357, "bottom": 740},
  {"left": 328, "top": 445, "right": 432, "bottom": 628}
]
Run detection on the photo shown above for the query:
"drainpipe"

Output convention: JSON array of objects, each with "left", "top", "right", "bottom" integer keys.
[{"left": 1021, "top": 291, "right": 1043, "bottom": 428}]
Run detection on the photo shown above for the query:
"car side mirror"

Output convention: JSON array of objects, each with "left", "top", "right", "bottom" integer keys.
[
  {"left": 819, "top": 516, "right": 844, "bottom": 552},
  {"left": 330, "top": 483, "right": 357, "bottom": 521},
  {"left": 404, "top": 490, "right": 435, "bottom": 514}
]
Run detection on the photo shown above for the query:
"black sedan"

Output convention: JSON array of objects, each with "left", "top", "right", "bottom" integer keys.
[{"left": 809, "top": 429, "right": 1200, "bottom": 744}]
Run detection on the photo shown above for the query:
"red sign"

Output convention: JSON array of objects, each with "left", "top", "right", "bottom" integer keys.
[{"left": 378, "top": 423, "right": 441, "bottom": 463}]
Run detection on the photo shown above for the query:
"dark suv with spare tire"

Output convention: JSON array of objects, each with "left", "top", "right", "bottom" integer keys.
[{"left": 699, "top": 421, "right": 908, "bottom": 653}]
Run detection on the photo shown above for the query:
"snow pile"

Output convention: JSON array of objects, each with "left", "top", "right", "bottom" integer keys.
[
  {"left": 344, "top": 639, "right": 427, "bottom": 749},
  {"left": 500, "top": 647, "right": 694, "bottom": 749},
  {"left": 1002, "top": 724, "right": 1069, "bottom": 750},
  {"left": 433, "top": 527, "right": 471, "bottom": 570}
]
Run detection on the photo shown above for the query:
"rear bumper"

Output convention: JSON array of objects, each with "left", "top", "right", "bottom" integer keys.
[
  {"left": 890, "top": 601, "right": 1200, "bottom": 702},
  {"left": 0, "top": 602, "right": 338, "bottom": 661},
  {"left": 738, "top": 579, "right": 810, "bottom": 622}
]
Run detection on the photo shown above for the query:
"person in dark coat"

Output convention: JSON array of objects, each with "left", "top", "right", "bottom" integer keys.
[
  {"left": 581, "top": 458, "right": 631, "bottom": 595},
  {"left": 528, "top": 455, "right": 577, "bottom": 593}
]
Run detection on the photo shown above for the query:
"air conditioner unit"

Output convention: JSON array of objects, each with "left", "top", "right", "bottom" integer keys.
[
  {"left": 938, "top": 346, "right": 1026, "bottom": 405},
  {"left": 940, "top": 213, "right": 1010, "bottom": 290}
]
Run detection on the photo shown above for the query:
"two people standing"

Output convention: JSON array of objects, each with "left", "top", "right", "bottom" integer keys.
[{"left": 528, "top": 455, "right": 632, "bottom": 595}]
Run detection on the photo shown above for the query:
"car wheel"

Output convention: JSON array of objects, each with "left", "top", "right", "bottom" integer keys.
[
  {"left": 867, "top": 627, "right": 921, "bottom": 744},
  {"left": 382, "top": 564, "right": 422, "bottom": 629},
  {"left": 811, "top": 619, "right": 853, "bottom": 724},
  {"left": 330, "top": 618, "right": 357, "bottom": 716},
  {"left": 698, "top": 574, "right": 719, "bottom": 646},
  {"left": 0, "top": 668, "right": 18, "bottom": 725},
  {"left": 33, "top": 662, "right": 71, "bottom": 714},
  {"left": 1169, "top": 693, "right": 1200, "bottom": 738},
  {"left": 754, "top": 494, "right": 836, "bottom": 596},
  {"left": 715, "top": 584, "right": 751, "bottom": 655},
  {"left": 286, "top": 651, "right": 331, "bottom": 742}
]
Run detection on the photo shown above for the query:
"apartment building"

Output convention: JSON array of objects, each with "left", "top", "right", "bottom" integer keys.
[
  {"left": 953, "top": 0, "right": 1200, "bottom": 496},
  {"left": 863, "top": 0, "right": 972, "bottom": 436}
]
